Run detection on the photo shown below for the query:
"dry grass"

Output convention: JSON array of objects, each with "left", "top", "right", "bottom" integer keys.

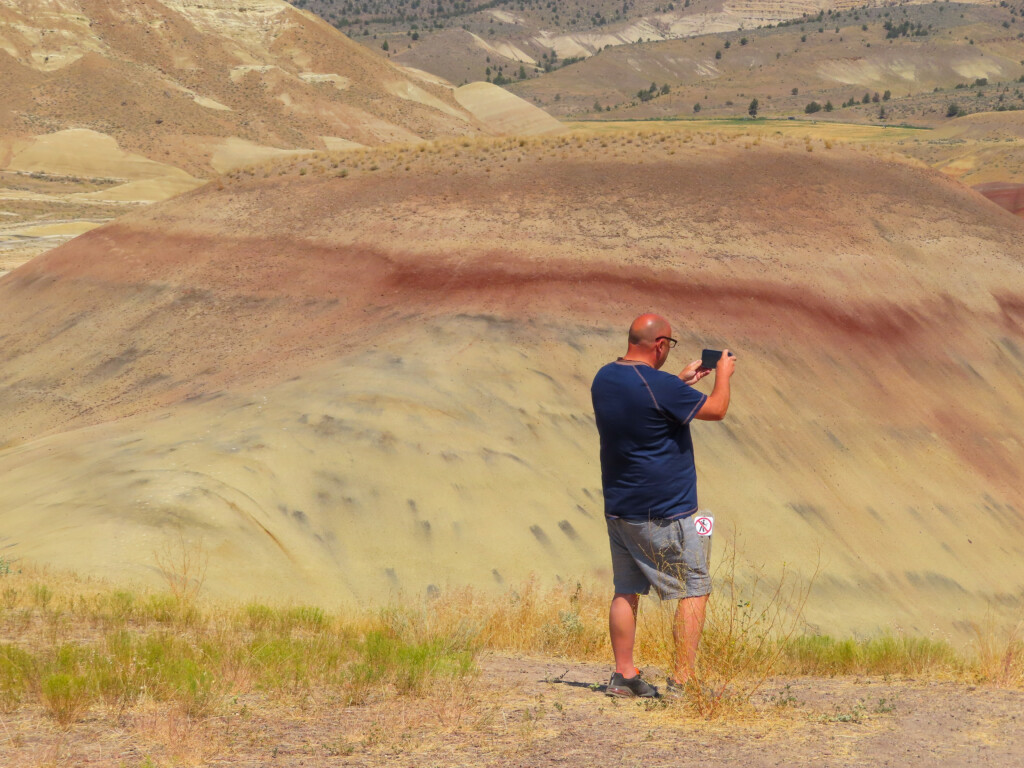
[
  {"left": 0, "top": 551, "right": 1020, "bottom": 736},
  {"left": 971, "top": 617, "right": 1024, "bottom": 687},
  {"left": 331, "top": 543, "right": 1022, "bottom": 720},
  {"left": 0, "top": 561, "right": 477, "bottom": 728},
  {"left": 220, "top": 126, "right": 889, "bottom": 187},
  {"left": 219, "top": 115, "right": 1024, "bottom": 189},
  {"left": 214, "top": 119, "right": 971, "bottom": 198}
]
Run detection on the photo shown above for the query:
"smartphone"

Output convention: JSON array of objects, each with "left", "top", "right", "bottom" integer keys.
[{"left": 701, "top": 349, "right": 733, "bottom": 369}]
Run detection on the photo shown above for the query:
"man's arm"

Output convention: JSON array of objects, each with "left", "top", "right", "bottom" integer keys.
[{"left": 694, "top": 349, "right": 735, "bottom": 421}]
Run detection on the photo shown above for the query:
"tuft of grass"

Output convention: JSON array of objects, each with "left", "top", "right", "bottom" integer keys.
[
  {"left": 40, "top": 672, "right": 90, "bottom": 726},
  {"left": 421, "top": 578, "right": 608, "bottom": 660},
  {"left": 153, "top": 534, "right": 207, "bottom": 605},
  {"left": 0, "top": 644, "right": 33, "bottom": 712},
  {"left": 632, "top": 539, "right": 815, "bottom": 717},
  {"left": 972, "top": 618, "right": 1024, "bottom": 686},
  {"left": 778, "top": 633, "right": 962, "bottom": 677},
  {"left": 344, "top": 630, "right": 476, "bottom": 703},
  {"left": 31, "top": 583, "right": 53, "bottom": 609},
  {"left": 243, "top": 603, "right": 327, "bottom": 634}
]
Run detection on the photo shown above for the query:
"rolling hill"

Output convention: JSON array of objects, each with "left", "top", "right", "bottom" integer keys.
[
  {"left": 1, "top": 131, "right": 1022, "bottom": 638},
  {"left": 0, "top": 0, "right": 483, "bottom": 182},
  {"left": 324, "top": 0, "right": 1018, "bottom": 105},
  {"left": 501, "top": 1, "right": 1024, "bottom": 121},
  {"left": 0, "top": 0, "right": 561, "bottom": 273}
]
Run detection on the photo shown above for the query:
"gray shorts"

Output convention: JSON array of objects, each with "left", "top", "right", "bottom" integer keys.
[{"left": 606, "top": 514, "right": 712, "bottom": 600}]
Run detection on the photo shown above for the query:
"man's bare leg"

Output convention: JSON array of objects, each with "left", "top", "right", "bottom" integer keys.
[
  {"left": 609, "top": 593, "right": 640, "bottom": 675},
  {"left": 672, "top": 593, "right": 709, "bottom": 684}
]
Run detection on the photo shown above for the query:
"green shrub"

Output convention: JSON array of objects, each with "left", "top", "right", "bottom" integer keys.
[
  {"left": 780, "top": 633, "right": 959, "bottom": 676},
  {"left": 0, "top": 645, "right": 34, "bottom": 712},
  {"left": 41, "top": 673, "right": 91, "bottom": 725},
  {"left": 345, "top": 629, "right": 475, "bottom": 700}
]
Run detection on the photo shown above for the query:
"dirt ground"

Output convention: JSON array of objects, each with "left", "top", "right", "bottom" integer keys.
[{"left": 3, "top": 653, "right": 1022, "bottom": 767}]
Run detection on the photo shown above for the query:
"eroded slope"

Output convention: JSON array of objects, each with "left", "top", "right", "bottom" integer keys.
[
  {"left": 0, "top": 0, "right": 482, "bottom": 180},
  {"left": 1, "top": 133, "right": 1022, "bottom": 637}
]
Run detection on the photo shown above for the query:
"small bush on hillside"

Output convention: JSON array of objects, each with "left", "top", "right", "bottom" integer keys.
[
  {"left": 805, "top": 101, "right": 822, "bottom": 114},
  {"left": 41, "top": 673, "right": 90, "bottom": 726}
]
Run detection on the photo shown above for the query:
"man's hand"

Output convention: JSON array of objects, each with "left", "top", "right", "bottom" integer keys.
[
  {"left": 694, "top": 349, "right": 736, "bottom": 421},
  {"left": 716, "top": 349, "right": 736, "bottom": 378},
  {"left": 679, "top": 360, "right": 711, "bottom": 386}
]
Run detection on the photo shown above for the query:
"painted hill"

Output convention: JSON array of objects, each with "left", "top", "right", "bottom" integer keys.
[
  {"left": 1, "top": 130, "right": 1022, "bottom": 638},
  {"left": 975, "top": 181, "right": 1024, "bottom": 214},
  {"left": 0, "top": 0, "right": 508, "bottom": 185},
  {"left": 0, "top": 0, "right": 564, "bottom": 275}
]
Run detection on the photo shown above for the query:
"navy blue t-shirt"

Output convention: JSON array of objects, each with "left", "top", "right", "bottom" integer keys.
[{"left": 591, "top": 360, "right": 707, "bottom": 521}]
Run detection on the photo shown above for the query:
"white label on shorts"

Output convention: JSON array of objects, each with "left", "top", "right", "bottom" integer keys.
[{"left": 694, "top": 515, "right": 714, "bottom": 536}]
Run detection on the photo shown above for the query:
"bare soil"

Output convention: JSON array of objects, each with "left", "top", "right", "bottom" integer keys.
[{"left": 3, "top": 654, "right": 1022, "bottom": 766}]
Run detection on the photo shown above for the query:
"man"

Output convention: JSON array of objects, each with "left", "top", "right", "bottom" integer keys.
[{"left": 590, "top": 312, "right": 735, "bottom": 698}]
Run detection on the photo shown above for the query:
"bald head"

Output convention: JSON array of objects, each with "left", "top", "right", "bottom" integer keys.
[
  {"left": 628, "top": 313, "right": 671, "bottom": 346},
  {"left": 623, "top": 313, "right": 674, "bottom": 369}
]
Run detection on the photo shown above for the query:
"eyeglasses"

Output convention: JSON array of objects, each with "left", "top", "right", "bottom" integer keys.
[{"left": 655, "top": 336, "right": 678, "bottom": 348}]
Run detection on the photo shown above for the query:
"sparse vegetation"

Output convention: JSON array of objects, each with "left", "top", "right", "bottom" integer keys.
[
  {"left": 414, "top": 1, "right": 1024, "bottom": 125},
  {"left": 1, "top": 547, "right": 1020, "bottom": 735},
  {"left": 779, "top": 634, "right": 961, "bottom": 677},
  {"left": 0, "top": 565, "right": 478, "bottom": 725}
]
